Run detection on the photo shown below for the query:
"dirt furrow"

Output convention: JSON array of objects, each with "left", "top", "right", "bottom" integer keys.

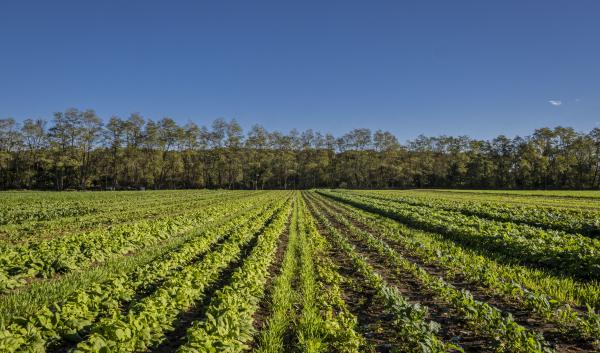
[
  {"left": 148, "top": 215, "right": 271, "bottom": 353},
  {"left": 313, "top": 218, "right": 405, "bottom": 353},
  {"left": 306, "top": 194, "right": 495, "bottom": 352},
  {"left": 317, "top": 195, "right": 596, "bottom": 353},
  {"left": 251, "top": 210, "right": 292, "bottom": 334}
]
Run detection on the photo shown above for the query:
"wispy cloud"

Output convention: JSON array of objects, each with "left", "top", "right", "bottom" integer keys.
[{"left": 548, "top": 100, "right": 562, "bottom": 106}]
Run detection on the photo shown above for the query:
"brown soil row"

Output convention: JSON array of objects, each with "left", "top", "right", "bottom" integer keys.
[
  {"left": 305, "top": 193, "right": 493, "bottom": 352},
  {"left": 313, "top": 192, "right": 596, "bottom": 353}
]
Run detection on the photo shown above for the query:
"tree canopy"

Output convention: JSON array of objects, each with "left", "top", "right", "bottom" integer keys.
[{"left": 2, "top": 108, "right": 600, "bottom": 190}]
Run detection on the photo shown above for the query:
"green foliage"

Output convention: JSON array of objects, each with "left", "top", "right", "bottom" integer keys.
[
  {"left": 177, "top": 195, "right": 292, "bottom": 352},
  {"left": 307, "top": 196, "right": 451, "bottom": 353},
  {"left": 323, "top": 195, "right": 600, "bottom": 343},
  {"left": 320, "top": 190, "right": 600, "bottom": 281},
  {"left": 1, "top": 189, "right": 599, "bottom": 353},
  {"left": 0, "top": 192, "right": 257, "bottom": 293},
  {"left": 0, "top": 192, "right": 286, "bottom": 352},
  {"left": 6, "top": 113, "right": 600, "bottom": 190}
]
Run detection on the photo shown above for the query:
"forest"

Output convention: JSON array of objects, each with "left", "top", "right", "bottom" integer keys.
[{"left": 1, "top": 108, "right": 600, "bottom": 190}]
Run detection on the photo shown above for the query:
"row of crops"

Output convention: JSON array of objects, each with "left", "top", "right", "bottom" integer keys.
[{"left": 0, "top": 189, "right": 599, "bottom": 352}]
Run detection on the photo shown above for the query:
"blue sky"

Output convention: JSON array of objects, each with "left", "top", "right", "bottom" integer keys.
[{"left": 1, "top": 0, "right": 599, "bottom": 142}]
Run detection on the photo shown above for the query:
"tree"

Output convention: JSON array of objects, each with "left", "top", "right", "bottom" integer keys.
[
  {"left": 2, "top": 108, "right": 600, "bottom": 191},
  {"left": 48, "top": 109, "right": 84, "bottom": 189},
  {"left": 374, "top": 129, "right": 399, "bottom": 152},
  {"left": 0, "top": 119, "right": 22, "bottom": 188},
  {"left": 21, "top": 119, "right": 48, "bottom": 188},
  {"left": 78, "top": 110, "right": 103, "bottom": 188},
  {"left": 105, "top": 116, "right": 124, "bottom": 188}
]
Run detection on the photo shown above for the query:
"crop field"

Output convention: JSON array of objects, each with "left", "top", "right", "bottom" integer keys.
[{"left": 0, "top": 190, "right": 599, "bottom": 353}]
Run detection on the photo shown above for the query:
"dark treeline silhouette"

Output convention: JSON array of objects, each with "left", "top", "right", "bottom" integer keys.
[{"left": 2, "top": 108, "right": 600, "bottom": 190}]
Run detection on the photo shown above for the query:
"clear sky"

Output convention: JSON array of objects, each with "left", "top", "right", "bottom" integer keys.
[{"left": 1, "top": 0, "right": 599, "bottom": 142}]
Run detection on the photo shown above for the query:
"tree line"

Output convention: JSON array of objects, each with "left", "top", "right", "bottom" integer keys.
[{"left": 1, "top": 108, "right": 600, "bottom": 190}]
